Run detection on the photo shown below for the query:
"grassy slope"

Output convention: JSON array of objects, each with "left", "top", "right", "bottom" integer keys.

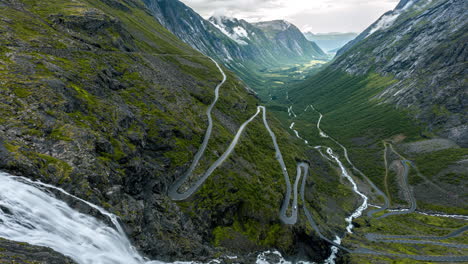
[
  {"left": 0, "top": 0, "right": 309, "bottom": 257},
  {"left": 346, "top": 212, "right": 468, "bottom": 263},
  {"left": 282, "top": 69, "right": 421, "bottom": 190}
]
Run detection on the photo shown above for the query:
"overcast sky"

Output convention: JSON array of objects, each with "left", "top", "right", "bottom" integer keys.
[{"left": 179, "top": 0, "right": 400, "bottom": 33}]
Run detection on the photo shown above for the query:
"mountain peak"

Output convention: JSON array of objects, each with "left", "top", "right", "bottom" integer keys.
[
  {"left": 253, "top": 20, "right": 293, "bottom": 31},
  {"left": 209, "top": 15, "right": 237, "bottom": 23}
]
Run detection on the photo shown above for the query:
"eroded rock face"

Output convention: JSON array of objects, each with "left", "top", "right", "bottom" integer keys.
[{"left": 334, "top": 0, "right": 468, "bottom": 146}]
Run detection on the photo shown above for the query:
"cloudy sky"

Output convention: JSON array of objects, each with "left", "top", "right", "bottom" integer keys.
[{"left": 180, "top": 0, "right": 400, "bottom": 33}]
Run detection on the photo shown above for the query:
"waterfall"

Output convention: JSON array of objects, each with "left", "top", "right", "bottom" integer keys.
[
  {"left": 0, "top": 172, "right": 174, "bottom": 264},
  {"left": 0, "top": 172, "right": 306, "bottom": 264}
]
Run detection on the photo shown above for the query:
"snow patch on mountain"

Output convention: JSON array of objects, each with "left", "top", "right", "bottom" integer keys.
[
  {"left": 367, "top": 0, "right": 416, "bottom": 36},
  {"left": 233, "top": 26, "right": 249, "bottom": 39},
  {"left": 209, "top": 16, "right": 250, "bottom": 45}
]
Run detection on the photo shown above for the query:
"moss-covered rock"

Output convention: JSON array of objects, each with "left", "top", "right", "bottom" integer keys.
[{"left": 0, "top": 0, "right": 328, "bottom": 262}]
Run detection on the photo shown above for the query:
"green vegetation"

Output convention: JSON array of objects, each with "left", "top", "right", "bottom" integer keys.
[
  {"left": 265, "top": 69, "right": 424, "bottom": 194},
  {"left": 288, "top": 70, "right": 421, "bottom": 143},
  {"left": 213, "top": 219, "right": 292, "bottom": 249},
  {"left": 0, "top": 0, "right": 313, "bottom": 255},
  {"left": 49, "top": 125, "right": 73, "bottom": 141},
  {"left": 1, "top": 0, "right": 465, "bottom": 261},
  {"left": 346, "top": 212, "right": 468, "bottom": 263},
  {"left": 412, "top": 148, "right": 468, "bottom": 179}
]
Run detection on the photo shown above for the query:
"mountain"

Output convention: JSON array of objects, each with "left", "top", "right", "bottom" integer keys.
[
  {"left": 251, "top": 20, "right": 325, "bottom": 61},
  {"left": 292, "top": 0, "right": 467, "bottom": 146},
  {"left": 337, "top": 0, "right": 423, "bottom": 56},
  {"left": 0, "top": 0, "right": 332, "bottom": 262},
  {"left": 143, "top": 0, "right": 326, "bottom": 67},
  {"left": 2, "top": 0, "right": 466, "bottom": 263},
  {"left": 333, "top": 0, "right": 467, "bottom": 146},
  {"left": 303, "top": 32, "right": 358, "bottom": 53},
  {"left": 284, "top": 1, "right": 467, "bottom": 262},
  {"left": 287, "top": 0, "right": 467, "bottom": 215},
  {"left": 142, "top": 0, "right": 247, "bottom": 63}
]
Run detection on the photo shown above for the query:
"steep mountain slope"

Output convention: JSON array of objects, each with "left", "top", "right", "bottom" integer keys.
[
  {"left": 206, "top": 16, "right": 287, "bottom": 66},
  {"left": 273, "top": 1, "right": 468, "bottom": 262},
  {"left": 338, "top": 0, "right": 432, "bottom": 56},
  {"left": 142, "top": 0, "right": 325, "bottom": 67},
  {"left": 0, "top": 238, "right": 76, "bottom": 264},
  {"left": 334, "top": 0, "right": 467, "bottom": 146},
  {"left": 252, "top": 20, "right": 325, "bottom": 60},
  {"left": 287, "top": 0, "right": 467, "bottom": 214},
  {"left": 303, "top": 32, "right": 357, "bottom": 53},
  {"left": 0, "top": 0, "right": 337, "bottom": 262},
  {"left": 142, "top": 0, "right": 247, "bottom": 63},
  {"left": 211, "top": 17, "right": 326, "bottom": 64}
]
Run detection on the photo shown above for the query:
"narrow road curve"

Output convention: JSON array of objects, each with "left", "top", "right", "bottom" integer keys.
[
  {"left": 377, "top": 160, "right": 417, "bottom": 219},
  {"left": 366, "top": 239, "right": 468, "bottom": 249},
  {"left": 366, "top": 225, "right": 468, "bottom": 241},
  {"left": 166, "top": 61, "right": 468, "bottom": 261},
  {"left": 366, "top": 225, "right": 468, "bottom": 249},
  {"left": 168, "top": 106, "right": 262, "bottom": 201},
  {"left": 382, "top": 142, "right": 392, "bottom": 206},
  {"left": 299, "top": 164, "right": 353, "bottom": 253},
  {"left": 299, "top": 105, "right": 468, "bottom": 261},
  {"left": 353, "top": 248, "right": 468, "bottom": 262},
  {"left": 261, "top": 108, "right": 303, "bottom": 224},
  {"left": 168, "top": 58, "right": 225, "bottom": 200},
  {"left": 168, "top": 59, "right": 303, "bottom": 224},
  {"left": 389, "top": 143, "right": 463, "bottom": 202}
]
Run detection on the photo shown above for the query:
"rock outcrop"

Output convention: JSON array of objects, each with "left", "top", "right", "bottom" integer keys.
[{"left": 0, "top": 239, "right": 76, "bottom": 264}]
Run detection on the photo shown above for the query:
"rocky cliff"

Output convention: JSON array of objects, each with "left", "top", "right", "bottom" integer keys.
[
  {"left": 334, "top": 0, "right": 467, "bottom": 146},
  {"left": 0, "top": 238, "right": 76, "bottom": 264}
]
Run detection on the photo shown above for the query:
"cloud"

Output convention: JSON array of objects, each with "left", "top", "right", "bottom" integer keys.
[{"left": 180, "top": 0, "right": 400, "bottom": 33}]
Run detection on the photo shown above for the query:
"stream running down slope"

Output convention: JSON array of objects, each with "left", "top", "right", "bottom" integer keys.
[{"left": 294, "top": 105, "right": 468, "bottom": 262}]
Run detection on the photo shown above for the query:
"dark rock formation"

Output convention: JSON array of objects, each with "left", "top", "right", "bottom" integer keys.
[{"left": 0, "top": 239, "right": 76, "bottom": 264}]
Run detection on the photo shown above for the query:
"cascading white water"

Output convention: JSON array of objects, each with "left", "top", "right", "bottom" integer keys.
[
  {"left": 323, "top": 236, "right": 341, "bottom": 264},
  {"left": 0, "top": 172, "right": 153, "bottom": 264},
  {"left": 0, "top": 172, "right": 210, "bottom": 264},
  {"left": 0, "top": 172, "right": 309, "bottom": 264},
  {"left": 326, "top": 148, "right": 368, "bottom": 233},
  {"left": 317, "top": 148, "right": 368, "bottom": 264},
  {"left": 256, "top": 250, "right": 316, "bottom": 264}
]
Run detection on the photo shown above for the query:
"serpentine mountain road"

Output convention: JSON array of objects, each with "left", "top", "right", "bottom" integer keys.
[
  {"left": 377, "top": 160, "right": 417, "bottom": 219},
  {"left": 168, "top": 59, "right": 303, "bottom": 224},
  {"left": 298, "top": 105, "right": 468, "bottom": 261},
  {"left": 167, "top": 58, "right": 468, "bottom": 262}
]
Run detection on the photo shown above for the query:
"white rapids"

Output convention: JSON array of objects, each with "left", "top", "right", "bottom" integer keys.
[
  {"left": 323, "top": 236, "right": 341, "bottom": 264},
  {"left": 256, "top": 250, "right": 317, "bottom": 264},
  {"left": 0, "top": 172, "right": 221, "bottom": 264},
  {"left": 0, "top": 172, "right": 152, "bottom": 264},
  {"left": 326, "top": 148, "right": 368, "bottom": 233}
]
